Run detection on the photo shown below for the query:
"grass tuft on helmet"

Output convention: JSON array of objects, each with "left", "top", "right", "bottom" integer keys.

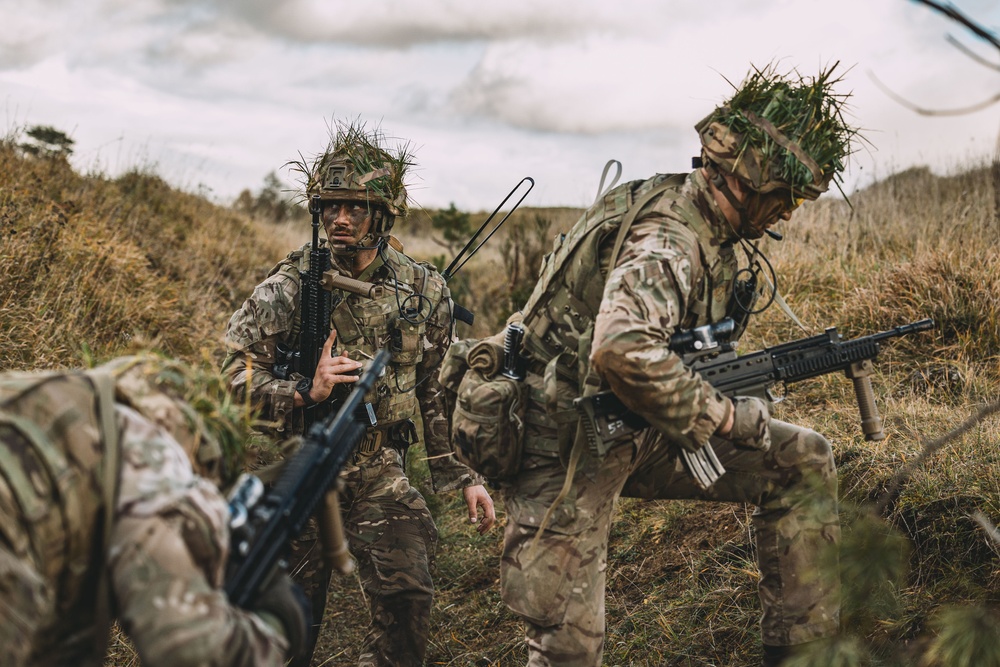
[
  {"left": 288, "top": 117, "right": 416, "bottom": 220},
  {"left": 696, "top": 62, "right": 861, "bottom": 201}
]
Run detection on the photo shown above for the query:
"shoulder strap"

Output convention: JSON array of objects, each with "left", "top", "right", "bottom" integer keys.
[
  {"left": 87, "top": 369, "right": 122, "bottom": 662},
  {"left": 608, "top": 177, "right": 685, "bottom": 272}
]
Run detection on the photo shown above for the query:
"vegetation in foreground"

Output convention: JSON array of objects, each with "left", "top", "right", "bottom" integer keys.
[{"left": 2, "top": 133, "right": 1000, "bottom": 666}]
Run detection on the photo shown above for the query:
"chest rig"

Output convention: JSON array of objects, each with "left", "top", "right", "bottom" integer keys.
[
  {"left": 275, "top": 244, "right": 447, "bottom": 435},
  {"left": 0, "top": 370, "right": 120, "bottom": 664},
  {"left": 520, "top": 172, "right": 741, "bottom": 399}
]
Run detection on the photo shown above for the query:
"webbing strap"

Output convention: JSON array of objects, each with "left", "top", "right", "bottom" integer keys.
[
  {"left": 608, "top": 179, "right": 682, "bottom": 274},
  {"left": 88, "top": 370, "right": 121, "bottom": 663}
]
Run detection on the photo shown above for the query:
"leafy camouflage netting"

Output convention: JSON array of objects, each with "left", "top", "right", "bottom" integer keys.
[
  {"left": 288, "top": 118, "right": 416, "bottom": 217},
  {"left": 703, "top": 62, "right": 861, "bottom": 197}
]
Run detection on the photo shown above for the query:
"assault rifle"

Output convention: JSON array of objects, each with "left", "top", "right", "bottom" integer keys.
[
  {"left": 574, "top": 318, "right": 934, "bottom": 490},
  {"left": 224, "top": 349, "right": 391, "bottom": 608},
  {"left": 274, "top": 195, "right": 335, "bottom": 425}
]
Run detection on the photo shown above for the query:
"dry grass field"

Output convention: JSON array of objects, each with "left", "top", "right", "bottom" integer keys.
[{"left": 2, "top": 135, "right": 999, "bottom": 666}]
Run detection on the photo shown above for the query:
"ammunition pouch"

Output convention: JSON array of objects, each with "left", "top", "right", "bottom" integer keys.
[
  {"left": 452, "top": 369, "right": 526, "bottom": 481},
  {"left": 440, "top": 336, "right": 527, "bottom": 481}
]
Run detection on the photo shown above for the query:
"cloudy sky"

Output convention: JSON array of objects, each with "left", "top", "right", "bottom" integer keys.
[{"left": 3, "top": 0, "right": 1000, "bottom": 211}]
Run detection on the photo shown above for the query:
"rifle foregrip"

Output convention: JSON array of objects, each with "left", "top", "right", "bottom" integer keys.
[
  {"left": 846, "top": 360, "right": 884, "bottom": 441},
  {"left": 319, "top": 489, "right": 355, "bottom": 575}
]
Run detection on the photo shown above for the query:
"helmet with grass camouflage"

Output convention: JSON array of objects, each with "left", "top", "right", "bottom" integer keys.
[
  {"left": 294, "top": 119, "right": 414, "bottom": 237},
  {"left": 101, "top": 354, "right": 257, "bottom": 489},
  {"left": 696, "top": 63, "right": 858, "bottom": 201}
]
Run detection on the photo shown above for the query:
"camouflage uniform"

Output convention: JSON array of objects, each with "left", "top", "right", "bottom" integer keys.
[
  {"left": 500, "top": 170, "right": 840, "bottom": 666},
  {"left": 0, "top": 369, "right": 287, "bottom": 667},
  {"left": 224, "top": 240, "right": 483, "bottom": 667}
]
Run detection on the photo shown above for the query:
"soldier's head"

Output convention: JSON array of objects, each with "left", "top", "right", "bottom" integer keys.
[
  {"left": 102, "top": 354, "right": 256, "bottom": 489},
  {"left": 696, "top": 63, "right": 859, "bottom": 239},
  {"left": 296, "top": 119, "right": 414, "bottom": 256}
]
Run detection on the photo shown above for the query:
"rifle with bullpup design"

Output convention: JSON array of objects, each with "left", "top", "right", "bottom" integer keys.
[
  {"left": 574, "top": 318, "right": 934, "bottom": 489},
  {"left": 224, "top": 349, "right": 391, "bottom": 607}
]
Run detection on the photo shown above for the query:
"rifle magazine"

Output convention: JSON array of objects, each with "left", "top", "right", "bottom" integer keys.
[{"left": 680, "top": 444, "right": 725, "bottom": 491}]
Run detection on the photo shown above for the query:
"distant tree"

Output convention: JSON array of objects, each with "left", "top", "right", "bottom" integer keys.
[
  {"left": 233, "top": 170, "right": 298, "bottom": 223},
  {"left": 19, "top": 125, "right": 75, "bottom": 159},
  {"left": 429, "top": 202, "right": 476, "bottom": 254},
  {"left": 499, "top": 212, "right": 553, "bottom": 321}
]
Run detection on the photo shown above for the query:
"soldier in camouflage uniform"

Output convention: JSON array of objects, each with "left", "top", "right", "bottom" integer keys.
[
  {"left": 224, "top": 121, "right": 496, "bottom": 667},
  {"left": 498, "top": 66, "right": 858, "bottom": 667},
  {"left": 0, "top": 355, "right": 307, "bottom": 667}
]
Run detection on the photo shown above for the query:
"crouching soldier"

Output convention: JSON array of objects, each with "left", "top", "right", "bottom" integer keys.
[{"left": 0, "top": 355, "right": 308, "bottom": 667}]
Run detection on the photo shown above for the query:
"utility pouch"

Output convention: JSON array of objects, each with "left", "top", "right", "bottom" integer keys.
[{"left": 452, "top": 369, "right": 527, "bottom": 481}]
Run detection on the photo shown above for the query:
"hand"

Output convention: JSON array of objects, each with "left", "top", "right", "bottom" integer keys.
[
  {"left": 307, "top": 330, "right": 364, "bottom": 404},
  {"left": 252, "top": 571, "right": 312, "bottom": 663},
  {"left": 462, "top": 484, "right": 496, "bottom": 535},
  {"left": 728, "top": 396, "right": 771, "bottom": 452}
]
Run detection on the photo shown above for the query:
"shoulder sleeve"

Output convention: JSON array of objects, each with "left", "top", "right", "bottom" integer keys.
[
  {"left": 223, "top": 272, "right": 301, "bottom": 434},
  {"left": 110, "top": 406, "right": 287, "bottom": 667},
  {"left": 226, "top": 271, "right": 300, "bottom": 352},
  {"left": 590, "top": 214, "right": 730, "bottom": 449}
]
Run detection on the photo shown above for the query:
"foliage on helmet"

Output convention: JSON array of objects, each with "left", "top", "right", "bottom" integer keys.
[
  {"left": 288, "top": 118, "right": 415, "bottom": 218},
  {"left": 101, "top": 353, "right": 264, "bottom": 488},
  {"left": 697, "top": 62, "right": 860, "bottom": 199}
]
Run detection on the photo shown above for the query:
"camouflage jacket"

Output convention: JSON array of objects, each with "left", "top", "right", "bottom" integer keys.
[
  {"left": 224, "top": 241, "right": 483, "bottom": 493},
  {"left": 522, "top": 170, "right": 741, "bottom": 452},
  {"left": 0, "top": 371, "right": 287, "bottom": 667}
]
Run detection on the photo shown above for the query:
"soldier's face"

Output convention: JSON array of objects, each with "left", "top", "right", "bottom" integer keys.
[
  {"left": 741, "top": 189, "right": 801, "bottom": 239},
  {"left": 322, "top": 201, "right": 372, "bottom": 246}
]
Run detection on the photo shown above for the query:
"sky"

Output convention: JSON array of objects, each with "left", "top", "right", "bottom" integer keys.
[{"left": 3, "top": 0, "right": 1000, "bottom": 211}]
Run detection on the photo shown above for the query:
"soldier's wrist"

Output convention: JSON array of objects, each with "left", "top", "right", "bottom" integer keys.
[{"left": 295, "top": 377, "right": 317, "bottom": 408}]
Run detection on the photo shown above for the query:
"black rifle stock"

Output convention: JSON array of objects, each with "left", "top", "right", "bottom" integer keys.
[
  {"left": 224, "top": 349, "right": 391, "bottom": 608},
  {"left": 574, "top": 318, "right": 934, "bottom": 489}
]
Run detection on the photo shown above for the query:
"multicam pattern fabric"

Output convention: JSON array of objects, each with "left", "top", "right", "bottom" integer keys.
[
  {"left": 224, "top": 241, "right": 481, "bottom": 666},
  {"left": 0, "top": 372, "right": 286, "bottom": 667},
  {"left": 223, "top": 241, "right": 480, "bottom": 492},
  {"left": 500, "top": 169, "right": 841, "bottom": 665}
]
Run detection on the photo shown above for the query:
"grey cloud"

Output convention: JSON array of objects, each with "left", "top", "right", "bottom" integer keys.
[
  {"left": 448, "top": 55, "right": 682, "bottom": 136},
  {"left": 136, "top": 0, "right": 614, "bottom": 48},
  {"left": 0, "top": 36, "right": 49, "bottom": 69}
]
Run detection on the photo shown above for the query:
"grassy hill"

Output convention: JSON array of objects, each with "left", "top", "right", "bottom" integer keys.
[{"left": 2, "top": 135, "right": 999, "bottom": 666}]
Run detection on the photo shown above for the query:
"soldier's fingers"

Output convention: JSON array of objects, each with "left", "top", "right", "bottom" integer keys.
[
  {"left": 327, "top": 359, "right": 363, "bottom": 374},
  {"left": 478, "top": 497, "right": 496, "bottom": 533},
  {"left": 327, "top": 374, "right": 360, "bottom": 384},
  {"left": 322, "top": 329, "right": 339, "bottom": 356}
]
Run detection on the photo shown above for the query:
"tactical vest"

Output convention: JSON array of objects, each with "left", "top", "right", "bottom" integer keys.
[
  {"left": 272, "top": 242, "right": 450, "bottom": 430},
  {"left": 0, "top": 369, "right": 119, "bottom": 664},
  {"left": 520, "top": 172, "right": 741, "bottom": 397}
]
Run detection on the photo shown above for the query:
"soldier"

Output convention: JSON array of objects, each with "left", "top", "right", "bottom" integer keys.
[
  {"left": 497, "top": 65, "right": 858, "bottom": 666},
  {"left": 224, "top": 120, "right": 496, "bottom": 667},
  {"left": 0, "top": 355, "right": 307, "bottom": 667}
]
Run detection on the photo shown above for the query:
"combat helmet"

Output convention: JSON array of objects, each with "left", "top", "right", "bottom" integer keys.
[
  {"left": 294, "top": 119, "right": 415, "bottom": 245},
  {"left": 100, "top": 354, "right": 257, "bottom": 489},
  {"left": 695, "top": 63, "right": 858, "bottom": 223}
]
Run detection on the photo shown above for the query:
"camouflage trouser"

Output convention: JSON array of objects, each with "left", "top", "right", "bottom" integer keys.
[
  {"left": 290, "top": 446, "right": 438, "bottom": 667},
  {"left": 500, "top": 419, "right": 840, "bottom": 667}
]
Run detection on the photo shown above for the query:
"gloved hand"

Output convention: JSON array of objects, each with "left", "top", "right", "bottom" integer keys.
[
  {"left": 253, "top": 571, "right": 312, "bottom": 663},
  {"left": 728, "top": 396, "right": 771, "bottom": 452}
]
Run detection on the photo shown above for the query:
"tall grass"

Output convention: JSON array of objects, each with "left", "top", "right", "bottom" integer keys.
[{"left": 0, "top": 138, "right": 288, "bottom": 370}]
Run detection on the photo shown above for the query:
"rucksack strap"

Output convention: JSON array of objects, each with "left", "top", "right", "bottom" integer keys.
[
  {"left": 608, "top": 178, "right": 682, "bottom": 272},
  {"left": 87, "top": 369, "right": 122, "bottom": 663}
]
